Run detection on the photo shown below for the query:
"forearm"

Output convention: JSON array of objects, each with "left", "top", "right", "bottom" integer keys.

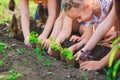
[
  {"left": 50, "top": 10, "right": 65, "bottom": 39},
  {"left": 56, "top": 16, "right": 73, "bottom": 43},
  {"left": 20, "top": 0, "right": 30, "bottom": 39},
  {"left": 41, "top": 0, "right": 57, "bottom": 38}
]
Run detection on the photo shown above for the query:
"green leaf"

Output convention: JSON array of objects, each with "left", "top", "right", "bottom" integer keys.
[
  {"left": 112, "top": 37, "right": 120, "bottom": 46},
  {"left": 109, "top": 45, "right": 120, "bottom": 67},
  {"left": 42, "top": 59, "right": 52, "bottom": 67},
  {"left": 112, "top": 59, "right": 120, "bottom": 78}
]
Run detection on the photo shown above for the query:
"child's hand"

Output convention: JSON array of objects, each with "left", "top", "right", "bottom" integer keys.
[
  {"left": 80, "top": 61, "right": 103, "bottom": 71},
  {"left": 74, "top": 50, "right": 83, "bottom": 61},
  {"left": 24, "top": 36, "right": 32, "bottom": 47},
  {"left": 42, "top": 39, "right": 51, "bottom": 50},
  {"left": 103, "top": 31, "right": 117, "bottom": 43},
  {"left": 69, "top": 35, "right": 82, "bottom": 42},
  {"left": 38, "top": 34, "right": 47, "bottom": 41}
]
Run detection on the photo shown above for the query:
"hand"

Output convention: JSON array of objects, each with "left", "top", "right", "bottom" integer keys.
[
  {"left": 103, "top": 31, "right": 117, "bottom": 43},
  {"left": 24, "top": 36, "right": 32, "bottom": 47},
  {"left": 38, "top": 34, "right": 48, "bottom": 49},
  {"left": 69, "top": 35, "right": 82, "bottom": 42},
  {"left": 74, "top": 50, "right": 83, "bottom": 61},
  {"left": 80, "top": 61, "right": 103, "bottom": 71},
  {"left": 42, "top": 39, "right": 51, "bottom": 50},
  {"left": 47, "top": 47, "right": 52, "bottom": 55},
  {"left": 38, "top": 34, "right": 47, "bottom": 41}
]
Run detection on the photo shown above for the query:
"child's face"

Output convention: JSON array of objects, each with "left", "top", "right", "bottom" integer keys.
[{"left": 66, "top": 6, "right": 93, "bottom": 22}]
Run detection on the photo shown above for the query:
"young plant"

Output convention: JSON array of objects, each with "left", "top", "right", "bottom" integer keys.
[
  {"left": 16, "top": 48, "right": 26, "bottom": 55},
  {"left": 8, "top": 68, "right": 23, "bottom": 80},
  {"left": 61, "top": 48, "right": 75, "bottom": 60},
  {"left": 49, "top": 37, "right": 62, "bottom": 51},
  {"left": 0, "top": 41, "right": 14, "bottom": 66},
  {"left": 35, "top": 48, "right": 43, "bottom": 64},
  {"left": 42, "top": 58, "right": 52, "bottom": 67},
  {"left": 29, "top": 31, "right": 39, "bottom": 44},
  {"left": 29, "top": 31, "right": 42, "bottom": 45},
  {"left": 0, "top": 55, "right": 9, "bottom": 66}
]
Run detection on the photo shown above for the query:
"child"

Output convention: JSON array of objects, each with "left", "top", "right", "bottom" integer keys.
[
  {"left": 19, "top": 0, "right": 61, "bottom": 47},
  {"left": 44, "top": 3, "right": 93, "bottom": 54},
  {"left": 63, "top": 0, "right": 115, "bottom": 56},
  {"left": 80, "top": 0, "right": 120, "bottom": 71}
]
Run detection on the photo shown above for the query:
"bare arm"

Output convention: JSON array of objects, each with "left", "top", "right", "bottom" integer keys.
[
  {"left": 39, "top": 0, "right": 57, "bottom": 39},
  {"left": 19, "top": 0, "right": 30, "bottom": 40},
  {"left": 50, "top": 10, "right": 66, "bottom": 39},
  {"left": 56, "top": 16, "right": 73, "bottom": 44}
]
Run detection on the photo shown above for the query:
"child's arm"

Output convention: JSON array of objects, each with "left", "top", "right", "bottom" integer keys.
[
  {"left": 19, "top": 0, "right": 31, "bottom": 47},
  {"left": 50, "top": 10, "right": 66, "bottom": 39},
  {"left": 56, "top": 16, "right": 73, "bottom": 45},
  {"left": 74, "top": 4, "right": 116, "bottom": 61},
  {"left": 38, "top": 0, "right": 57, "bottom": 40}
]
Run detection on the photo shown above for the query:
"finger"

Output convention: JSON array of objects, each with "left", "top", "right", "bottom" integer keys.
[
  {"left": 76, "top": 54, "right": 80, "bottom": 61},
  {"left": 73, "top": 37, "right": 80, "bottom": 42},
  {"left": 69, "top": 35, "right": 75, "bottom": 41},
  {"left": 80, "top": 61, "right": 89, "bottom": 67},
  {"left": 77, "top": 37, "right": 82, "bottom": 42},
  {"left": 47, "top": 48, "right": 52, "bottom": 55}
]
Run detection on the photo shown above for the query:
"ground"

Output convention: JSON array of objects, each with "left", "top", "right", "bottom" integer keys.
[{"left": 0, "top": 20, "right": 114, "bottom": 80}]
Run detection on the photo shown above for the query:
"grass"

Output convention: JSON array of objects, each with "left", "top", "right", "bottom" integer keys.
[{"left": 0, "top": 0, "right": 37, "bottom": 24}]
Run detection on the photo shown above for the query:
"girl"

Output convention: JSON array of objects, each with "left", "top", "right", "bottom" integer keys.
[
  {"left": 19, "top": 0, "right": 61, "bottom": 47},
  {"left": 63, "top": 0, "right": 116, "bottom": 57},
  {"left": 79, "top": 0, "right": 120, "bottom": 71}
]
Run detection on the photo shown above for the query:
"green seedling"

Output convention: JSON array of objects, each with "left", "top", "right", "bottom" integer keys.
[
  {"left": 29, "top": 31, "right": 39, "bottom": 44},
  {"left": 0, "top": 55, "right": 9, "bottom": 66},
  {"left": 0, "top": 41, "right": 14, "bottom": 53},
  {"left": 0, "top": 41, "right": 14, "bottom": 66},
  {"left": 29, "top": 31, "right": 42, "bottom": 45},
  {"left": 35, "top": 48, "right": 43, "bottom": 64},
  {"left": 61, "top": 48, "right": 75, "bottom": 60},
  {"left": 16, "top": 48, "right": 26, "bottom": 55},
  {"left": 42, "top": 59, "right": 52, "bottom": 67},
  {"left": 0, "top": 43, "right": 5, "bottom": 54},
  {"left": 8, "top": 68, "right": 23, "bottom": 80},
  {"left": 49, "top": 37, "right": 62, "bottom": 51}
]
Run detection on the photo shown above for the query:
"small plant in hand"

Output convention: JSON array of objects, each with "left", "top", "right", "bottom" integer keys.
[
  {"left": 29, "top": 31, "right": 42, "bottom": 48},
  {"left": 61, "top": 48, "right": 75, "bottom": 66},
  {"left": 49, "top": 37, "right": 62, "bottom": 60}
]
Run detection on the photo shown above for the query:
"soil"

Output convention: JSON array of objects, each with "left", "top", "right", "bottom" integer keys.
[{"left": 0, "top": 20, "right": 117, "bottom": 80}]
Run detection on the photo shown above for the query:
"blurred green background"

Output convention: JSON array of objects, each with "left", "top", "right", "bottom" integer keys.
[{"left": 0, "top": 0, "right": 37, "bottom": 24}]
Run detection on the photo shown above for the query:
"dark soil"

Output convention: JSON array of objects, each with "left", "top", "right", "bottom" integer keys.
[{"left": 0, "top": 20, "right": 116, "bottom": 80}]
